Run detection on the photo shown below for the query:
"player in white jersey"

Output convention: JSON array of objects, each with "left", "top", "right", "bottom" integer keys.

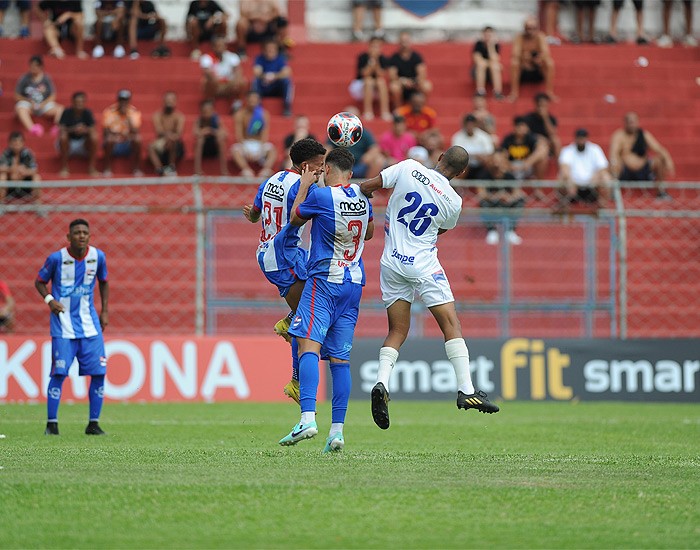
[
  {"left": 360, "top": 146, "right": 500, "bottom": 429},
  {"left": 243, "top": 138, "right": 326, "bottom": 403}
]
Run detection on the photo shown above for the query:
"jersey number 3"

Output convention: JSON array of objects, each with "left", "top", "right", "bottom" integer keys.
[
  {"left": 344, "top": 220, "right": 363, "bottom": 261},
  {"left": 397, "top": 191, "right": 438, "bottom": 236}
]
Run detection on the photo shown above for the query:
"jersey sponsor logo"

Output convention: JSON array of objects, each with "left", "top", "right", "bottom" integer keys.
[
  {"left": 63, "top": 260, "right": 74, "bottom": 265},
  {"left": 263, "top": 182, "right": 285, "bottom": 202},
  {"left": 87, "top": 258, "right": 97, "bottom": 264},
  {"left": 339, "top": 199, "right": 367, "bottom": 216},
  {"left": 60, "top": 284, "right": 93, "bottom": 298},
  {"left": 412, "top": 169, "right": 430, "bottom": 186},
  {"left": 391, "top": 248, "right": 415, "bottom": 265}
]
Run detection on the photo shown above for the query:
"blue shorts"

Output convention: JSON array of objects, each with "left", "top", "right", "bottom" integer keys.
[
  {"left": 51, "top": 336, "right": 107, "bottom": 377},
  {"left": 112, "top": 141, "right": 132, "bottom": 157},
  {"left": 288, "top": 277, "right": 362, "bottom": 361},
  {"left": 258, "top": 246, "right": 308, "bottom": 297}
]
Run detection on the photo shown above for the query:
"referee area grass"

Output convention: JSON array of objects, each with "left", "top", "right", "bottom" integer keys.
[{"left": 1, "top": 400, "right": 699, "bottom": 549}]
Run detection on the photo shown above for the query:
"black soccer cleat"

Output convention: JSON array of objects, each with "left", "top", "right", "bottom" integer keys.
[
  {"left": 371, "top": 382, "right": 391, "bottom": 430},
  {"left": 44, "top": 421, "right": 59, "bottom": 435},
  {"left": 85, "top": 421, "right": 106, "bottom": 435},
  {"left": 457, "top": 390, "right": 500, "bottom": 414}
]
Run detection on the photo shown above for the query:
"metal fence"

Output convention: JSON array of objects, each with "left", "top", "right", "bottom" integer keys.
[{"left": 1, "top": 178, "right": 698, "bottom": 339}]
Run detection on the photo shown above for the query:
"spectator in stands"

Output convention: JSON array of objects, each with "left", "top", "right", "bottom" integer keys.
[
  {"left": 200, "top": 36, "right": 247, "bottom": 105},
  {"left": 609, "top": 112, "right": 675, "bottom": 199},
  {"left": 58, "top": 91, "right": 98, "bottom": 177},
  {"left": 0, "top": 277, "right": 15, "bottom": 333},
  {"left": 395, "top": 91, "right": 437, "bottom": 137},
  {"left": 102, "top": 89, "right": 143, "bottom": 176},
  {"left": 0, "top": 1, "right": 30, "bottom": 38},
  {"left": 231, "top": 91, "right": 276, "bottom": 178},
  {"left": 15, "top": 55, "right": 64, "bottom": 138},
  {"left": 451, "top": 113, "right": 496, "bottom": 181},
  {"left": 349, "top": 36, "right": 392, "bottom": 121},
  {"left": 497, "top": 115, "right": 549, "bottom": 181},
  {"left": 127, "top": 0, "right": 170, "bottom": 59},
  {"left": 193, "top": 99, "right": 228, "bottom": 175},
  {"left": 281, "top": 115, "right": 317, "bottom": 169},
  {"left": 572, "top": 0, "right": 600, "bottom": 44},
  {"left": 606, "top": 0, "right": 648, "bottom": 44},
  {"left": 92, "top": 1, "right": 127, "bottom": 59},
  {"left": 479, "top": 182, "right": 525, "bottom": 246},
  {"left": 328, "top": 105, "right": 385, "bottom": 179},
  {"left": 252, "top": 39, "right": 293, "bottom": 117},
  {"left": 379, "top": 114, "right": 417, "bottom": 164},
  {"left": 558, "top": 128, "right": 611, "bottom": 208},
  {"left": 523, "top": 92, "right": 561, "bottom": 160},
  {"left": 186, "top": 0, "right": 227, "bottom": 60},
  {"left": 35, "top": 1, "right": 87, "bottom": 59},
  {"left": 509, "top": 16, "right": 556, "bottom": 102},
  {"left": 472, "top": 26, "right": 504, "bottom": 99},
  {"left": 351, "top": 0, "right": 384, "bottom": 42},
  {"left": 235, "top": 0, "right": 289, "bottom": 58},
  {"left": 658, "top": 0, "right": 697, "bottom": 47},
  {"left": 471, "top": 93, "right": 498, "bottom": 145},
  {"left": 407, "top": 145, "right": 431, "bottom": 167},
  {"left": 149, "top": 91, "right": 185, "bottom": 176},
  {"left": 0, "top": 131, "right": 40, "bottom": 204},
  {"left": 388, "top": 31, "right": 433, "bottom": 108}
]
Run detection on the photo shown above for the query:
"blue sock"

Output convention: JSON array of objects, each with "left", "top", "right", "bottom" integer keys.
[
  {"left": 298, "top": 351, "right": 319, "bottom": 413},
  {"left": 330, "top": 362, "right": 351, "bottom": 424},
  {"left": 89, "top": 375, "right": 105, "bottom": 422},
  {"left": 291, "top": 338, "right": 299, "bottom": 381},
  {"left": 47, "top": 375, "right": 66, "bottom": 421}
]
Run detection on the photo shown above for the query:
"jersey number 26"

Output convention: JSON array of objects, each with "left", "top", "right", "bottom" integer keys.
[{"left": 396, "top": 192, "right": 438, "bottom": 237}]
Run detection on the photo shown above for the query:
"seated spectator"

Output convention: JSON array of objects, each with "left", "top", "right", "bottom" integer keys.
[
  {"left": 407, "top": 145, "right": 431, "bottom": 166},
  {"left": 149, "top": 91, "right": 185, "bottom": 176},
  {"left": 200, "top": 36, "right": 247, "bottom": 105},
  {"left": 395, "top": 91, "right": 437, "bottom": 137},
  {"left": 235, "top": 0, "right": 289, "bottom": 58},
  {"left": 0, "top": 1, "right": 30, "bottom": 38},
  {"left": 348, "top": 36, "right": 391, "bottom": 121},
  {"left": 0, "top": 131, "right": 40, "bottom": 204},
  {"left": 471, "top": 93, "right": 499, "bottom": 145},
  {"left": 15, "top": 55, "right": 64, "bottom": 138},
  {"left": 606, "top": 0, "right": 648, "bottom": 44},
  {"left": 509, "top": 16, "right": 556, "bottom": 102},
  {"left": 281, "top": 115, "right": 317, "bottom": 169},
  {"left": 102, "top": 89, "right": 142, "bottom": 176},
  {"left": 558, "top": 128, "right": 611, "bottom": 208},
  {"left": 379, "top": 114, "right": 417, "bottom": 164},
  {"left": 472, "top": 26, "right": 504, "bottom": 99},
  {"left": 523, "top": 92, "right": 561, "bottom": 159},
  {"left": 186, "top": 0, "right": 227, "bottom": 60},
  {"left": 496, "top": 115, "right": 549, "bottom": 181},
  {"left": 572, "top": 0, "right": 600, "bottom": 43},
  {"left": 231, "top": 91, "right": 276, "bottom": 178},
  {"left": 58, "top": 91, "right": 98, "bottom": 177},
  {"left": 609, "top": 112, "right": 675, "bottom": 199},
  {"left": 351, "top": 0, "right": 384, "bottom": 42},
  {"left": 451, "top": 113, "right": 496, "bottom": 180},
  {"left": 0, "top": 277, "right": 15, "bottom": 333},
  {"left": 193, "top": 99, "right": 228, "bottom": 175},
  {"left": 327, "top": 105, "right": 385, "bottom": 179},
  {"left": 92, "top": 1, "right": 127, "bottom": 59},
  {"left": 127, "top": 0, "right": 170, "bottom": 59},
  {"left": 388, "top": 31, "right": 433, "bottom": 108},
  {"left": 252, "top": 39, "right": 293, "bottom": 117},
  {"left": 659, "top": 0, "right": 696, "bottom": 47},
  {"left": 35, "top": 1, "right": 86, "bottom": 59},
  {"left": 479, "top": 182, "right": 525, "bottom": 246}
]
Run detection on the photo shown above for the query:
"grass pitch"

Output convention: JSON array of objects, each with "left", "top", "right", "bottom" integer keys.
[{"left": 1, "top": 400, "right": 699, "bottom": 549}]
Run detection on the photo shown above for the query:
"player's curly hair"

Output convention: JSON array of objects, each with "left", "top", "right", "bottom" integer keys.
[
  {"left": 289, "top": 138, "right": 326, "bottom": 167},
  {"left": 325, "top": 147, "right": 355, "bottom": 173}
]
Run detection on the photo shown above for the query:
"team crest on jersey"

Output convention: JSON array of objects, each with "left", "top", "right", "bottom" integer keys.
[{"left": 263, "top": 182, "right": 285, "bottom": 201}]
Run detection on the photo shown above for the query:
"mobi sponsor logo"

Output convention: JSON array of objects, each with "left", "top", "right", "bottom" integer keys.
[{"left": 339, "top": 199, "right": 367, "bottom": 217}]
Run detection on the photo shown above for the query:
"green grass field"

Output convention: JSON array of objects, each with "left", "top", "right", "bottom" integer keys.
[{"left": 1, "top": 400, "right": 699, "bottom": 549}]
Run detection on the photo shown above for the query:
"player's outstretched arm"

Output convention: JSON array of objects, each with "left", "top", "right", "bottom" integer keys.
[{"left": 359, "top": 175, "right": 383, "bottom": 198}]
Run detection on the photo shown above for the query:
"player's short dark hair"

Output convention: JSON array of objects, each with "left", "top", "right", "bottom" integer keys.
[
  {"left": 72, "top": 91, "right": 86, "bottom": 101},
  {"left": 8, "top": 131, "right": 23, "bottom": 142},
  {"left": 439, "top": 146, "right": 470, "bottom": 179},
  {"left": 325, "top": 147, "right": 355, "bottom": 173},
  {"left": 289, "top": 138, "right": 326, "bottom": 166},
  {"left": 69, "top": 219, "right": 89, "bottom": 230}
]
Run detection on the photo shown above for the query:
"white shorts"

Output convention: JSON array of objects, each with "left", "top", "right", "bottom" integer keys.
[
  {"left": 16, "top": 100, "right": 57, "bottom": 116},
  {"left": 234, "top": 139, "right": 273, "bottom": 163},
  {"left": 380, "top": 265, "right": 454, "bottom": 309}
]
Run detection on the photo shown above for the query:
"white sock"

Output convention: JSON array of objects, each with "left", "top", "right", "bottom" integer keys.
[
  {"left": 445, "top": 338, "right": 475, "bottom": 395},
  {"left": 377, "top": 346, "right": 399, "bottom": 389},
  {"left": 301, "top": 411, "right": 315, "bottom": 425},
  {"left": 330, "top": 422, "right": 344, "bottom": 436}
]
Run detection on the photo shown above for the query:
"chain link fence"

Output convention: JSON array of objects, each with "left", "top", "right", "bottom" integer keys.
[{"left": 1, "top": 178, "right": 698, "bottom": 338}]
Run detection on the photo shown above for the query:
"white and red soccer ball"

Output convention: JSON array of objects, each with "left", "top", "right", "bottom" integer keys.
[{"left": 327, "top": 112, "right": 363, "bottom": 147}]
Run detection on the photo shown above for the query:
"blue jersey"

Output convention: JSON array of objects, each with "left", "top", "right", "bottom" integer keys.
[
  {"left": 296, "top": 183, "right": 372, "bottom": 285},
  {"left": 37, "top": 246, "right": 108, "bottom": 339}
]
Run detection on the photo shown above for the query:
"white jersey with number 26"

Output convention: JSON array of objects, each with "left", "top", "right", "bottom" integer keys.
[{"left": 380, "top": 159, "right": 462, "bottom": 279}]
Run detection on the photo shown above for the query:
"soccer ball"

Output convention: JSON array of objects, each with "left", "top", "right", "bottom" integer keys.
[{"left": 327, "top": 112, "right": 363, "bottom": 147}]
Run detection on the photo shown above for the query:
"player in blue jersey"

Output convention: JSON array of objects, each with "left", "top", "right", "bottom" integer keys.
[
  {"left": 243, "top": 137, "right": 327, "bottom": 404},
  {"left": 35, "top": 219, "right": 109, "bottom": 436},
  {"left": 278, "top": 147, "right": 374, "bottom": 453},
  {"left": 360, "top": 146, "right": 500, "bottom": 430}
]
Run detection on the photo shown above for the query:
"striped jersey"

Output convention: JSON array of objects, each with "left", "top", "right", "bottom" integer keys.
[
  {"left": 37, "top": 246, "right": 108, "bottom": 339},
  {"left": 296, "top": 183, "right": 373, "bottom": 285}
]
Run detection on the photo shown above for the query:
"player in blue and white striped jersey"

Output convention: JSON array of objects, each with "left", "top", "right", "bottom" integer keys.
[
  {"left": 35, "top": 219, "right": 109, "bottom": 436},
  {"left": 243, "top": 138, "right": 327, "bottom": 404}
]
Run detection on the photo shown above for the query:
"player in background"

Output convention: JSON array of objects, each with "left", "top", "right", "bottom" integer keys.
[
  {"left": 360, "top": 146, "right": 500, "bottom": 430},
  {"left": 279, "top": 147, "right": 374, "bottom": 453},
  {"left": 243, "top": 138, "right": 326, "bottom": 404},
  {"left": 35, "top": 219, "right": 109, "bottom": 436}
]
